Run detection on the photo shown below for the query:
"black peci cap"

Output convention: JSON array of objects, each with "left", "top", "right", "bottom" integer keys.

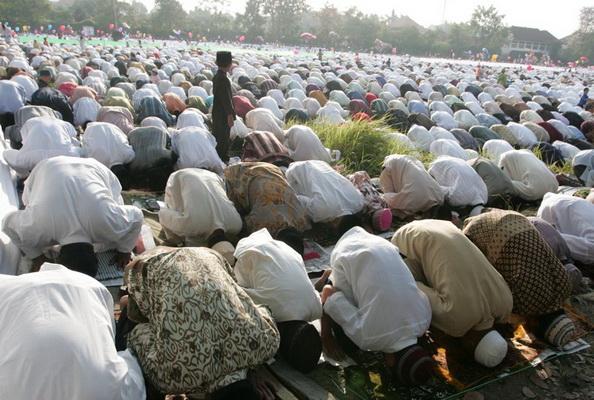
[{"left": 216, "top": 51, "right": 232, "bottom": 67}]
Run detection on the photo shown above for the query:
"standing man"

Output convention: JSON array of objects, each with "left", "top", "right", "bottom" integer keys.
[{"left": 212, "top": 51, "right": 235, "bottom": 162}]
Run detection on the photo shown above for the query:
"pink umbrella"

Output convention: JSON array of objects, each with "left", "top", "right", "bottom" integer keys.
[{"left": 300, "top": 32, "right": 317, "bottom": 41}]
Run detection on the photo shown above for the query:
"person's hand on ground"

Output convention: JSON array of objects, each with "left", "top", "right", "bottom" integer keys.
[
  {"left": 120, "top": 295, "right": 129, "bottom": 309},
  {"left": 321, "top": 284, "right": 336, "bottom": 304},
  {"left": 31, "top": 254, "right": 50, "bottom": 272},
  {"left": 255, "top": 379, "right": 275, "bottom": 400},
  {"left": 248, "top": 371, "right": 276, "bottom": 400},
  {"left": 114, "top": 252, "right": 132, "bottom": 269},
  {"left": 314, "top": 269, "right": 332, "bottom": 292}
]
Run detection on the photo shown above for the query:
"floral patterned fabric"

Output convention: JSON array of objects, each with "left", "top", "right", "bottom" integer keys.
[
  {"left": 224, "top": 162, "right": 310, "bottom": 235},
  {"left": 463, "top": 209, "right": 571, "bottom": 316},
  {"left": 347, "top": 171, "right": 388, "bottom": 215},
  {"left": 126, "top": 247, "right": 280, "bottom": 396}
]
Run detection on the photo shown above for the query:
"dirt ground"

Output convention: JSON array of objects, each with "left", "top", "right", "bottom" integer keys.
[
  {"left": 471, "top": 218, "right": 594, "bottom": 400},
  {"left": 469, "top": 337, "right": 594, "bottom": 400}
]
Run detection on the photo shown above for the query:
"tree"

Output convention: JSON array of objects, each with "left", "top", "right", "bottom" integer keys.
[
  {"left": 186, "top": 6, "right": 235, "bottom": 41},
  {"left": 262, "top": 0, "right": 307, "bottom": 43},
  {"left": 313, "top": 4, "right": 342, "bottom": 47},
  {"left": 338, "top": 8, "right": 380, "bottom": 51},
  {"left": 149, "top": 0, "right": 187, "bottom": 37},
  {"left": 447, "top": 23, "right": 476, "bottom": 55},
  {"left": 119, "top": 1, "right": 149, "bottom": 32},
  {"left": 470, "top": 5, "right": 508, "bottom": 53},
  {"left": 68, "top": 0, "right": 114, "bottom": 28},
  {"left": 563, "top": 6, "right": 594, "bottom": 63},
  {"left": 580, "top": 6, "right": 594, "bottom": 33},
  {"left": 241, "top": 0, "right": 266, "bottom": 42},
  {"left": 0, "top": 0, "right": 52, "bottom": 27}
]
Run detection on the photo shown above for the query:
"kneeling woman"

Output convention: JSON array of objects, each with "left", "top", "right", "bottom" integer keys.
[
  {"left": 124, "top": 247, "right": 280, "bottom": 398},
  {"left": 463, "top": 210, "right": 575, "bottom": 348}
]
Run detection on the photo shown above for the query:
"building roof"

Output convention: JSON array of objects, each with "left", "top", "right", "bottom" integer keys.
[
  {"left": 387, "top": 14, "right": 425, "bottom": 31},
  {"left": 510, "top": 26, "right": 560, "bottom": 44}
]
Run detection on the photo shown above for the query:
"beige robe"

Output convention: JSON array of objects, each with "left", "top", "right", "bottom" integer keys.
[{"left": 392, "top": 220, "right": 513, "bottom": 337}]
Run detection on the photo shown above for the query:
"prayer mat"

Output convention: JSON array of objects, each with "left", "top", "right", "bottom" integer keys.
[
  {"left": 96, "top": 250, "right": 124, "bottom": 286},
  {"left": 306, "top": 296, "right": 593, "bottom": 399}
]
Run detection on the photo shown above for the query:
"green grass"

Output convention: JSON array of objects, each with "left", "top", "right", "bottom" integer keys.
[
  {"left": 298, "top": 118, "right": 434, "bottom": 176},
  {"left": 531, "top": 147, "right": 573, "bottom": 175},
  {"left": 297, "top": 118, "right": 576, "bottom": 180}
]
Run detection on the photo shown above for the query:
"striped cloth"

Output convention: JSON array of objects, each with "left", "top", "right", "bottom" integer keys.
[
  {"left": 6, "top": 105, "right": 62, "bottom": 145},
  {"left": 259, "top": 79, "right": 278, "bottom": 93},
  {"left": 136, "top": 97, "right": 175, "bottom": 126},
  {"left": 127, "top": 126, "right": 173, "bottom": 172},
  {"left": 241, "top": 131, "right": 293, "bottom": 166}
]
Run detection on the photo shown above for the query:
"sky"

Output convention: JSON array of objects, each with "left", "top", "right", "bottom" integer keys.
[{"left": 140, "top": 0, "right": 594, "bottom": 39}]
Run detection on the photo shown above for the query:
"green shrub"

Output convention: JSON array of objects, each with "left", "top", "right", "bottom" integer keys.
[{"left": 301, "top": 119, "right": 434, "bottom": 176}]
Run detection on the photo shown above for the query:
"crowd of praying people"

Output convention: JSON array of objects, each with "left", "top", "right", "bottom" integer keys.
[{"left": 0, "top": 35, "right": 594, "bottom": 399}]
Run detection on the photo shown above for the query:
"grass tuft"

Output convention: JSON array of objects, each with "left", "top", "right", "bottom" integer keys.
[
  {"left": 301, "top": 118, "right": 434, "bottom": 176},
  {"left": 531, "top": 147, "right": 573, "bottom": 175},
  {"left": 290, "top": 118, "right": 577, "bottom": 179}
]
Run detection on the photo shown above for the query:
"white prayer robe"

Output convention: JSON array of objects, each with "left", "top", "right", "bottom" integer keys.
[
  {"left": 2, "top": 156, "right": 143, "bottom": 258},
  {"left": 286, "top": 160, "right": 364, "bottom": 223},
  {"left": 499, "top": 150, "right": 558, "bottom": 201},
  {"left": 234, "top": 229, "right": 322, "bottom": 322},
  {"left": 429, "top": 139, "right": 469, "bottom": 160},
  {"left": 506, "top": 122, "right": 538, "bottom": 148},
  {"left": 482, "top": 139, "right": 514, "bottom": 164},
  {"left": 324, "top": 227, "right": 431, "bottom": 352},
  {"left": 0, "top": 142, "right": 20, "bottom": 275},
  {"left": 176, "top": 109, "right": 207, "bottom": 130},
  {"left": 11, "top": 75, "right": 38, "bottom": 101},
  {"left": 573, "top": 150, "right": 594, "bottom": 187},
  {"left": 0, "top": 263, "right": 145, "bottom": 400},
  {"left": 553, "top": 141, "right": 580, "bottom": 161},
  {"left": 429, "top": 156, "right": 488, "bottom": 207},
  {"left": 380, "top": 154, "right": 444, "bottom": 217},
  {"left": 159, "top": 168, "right": 242, "bottom": 242},
  {"left": 407, "top": 124, "right": 434, "bottom": 151},
  {"left": 537, "top": 193, "right": 594, "bottom": 265},
  {"left": 82, "top": 122, "right": 135, "bottom": 168},
  {"left": 3, "top": 117, "right": 81, "bottom": 176},
  {"left": 316, "top": 104, "right": 346, "bottom": 125},
  {"left": 73, "top": 97, "right": 101, "bottom": 127},
  {"left": 284, "top": 125, "right": 331, "bottom": 163},
  {"left": 171, "top": 127, "right": 225, "bottom": 173},
  {"left": 431, "top": 111, "right": 458, "bottom": 131},
  {"left": 245, "top": 108, "right": 285, "bottom": 142},
  {"left": 0, "top": 80, "right": 26, "bottom": 113},
  {"left": 257, "top": 96, "right": 284, "bottom": 120}
]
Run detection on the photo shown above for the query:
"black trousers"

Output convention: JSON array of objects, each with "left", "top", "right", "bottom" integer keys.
[{"left": 212, "top": 113, "right": 231, "bottom": 162}]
